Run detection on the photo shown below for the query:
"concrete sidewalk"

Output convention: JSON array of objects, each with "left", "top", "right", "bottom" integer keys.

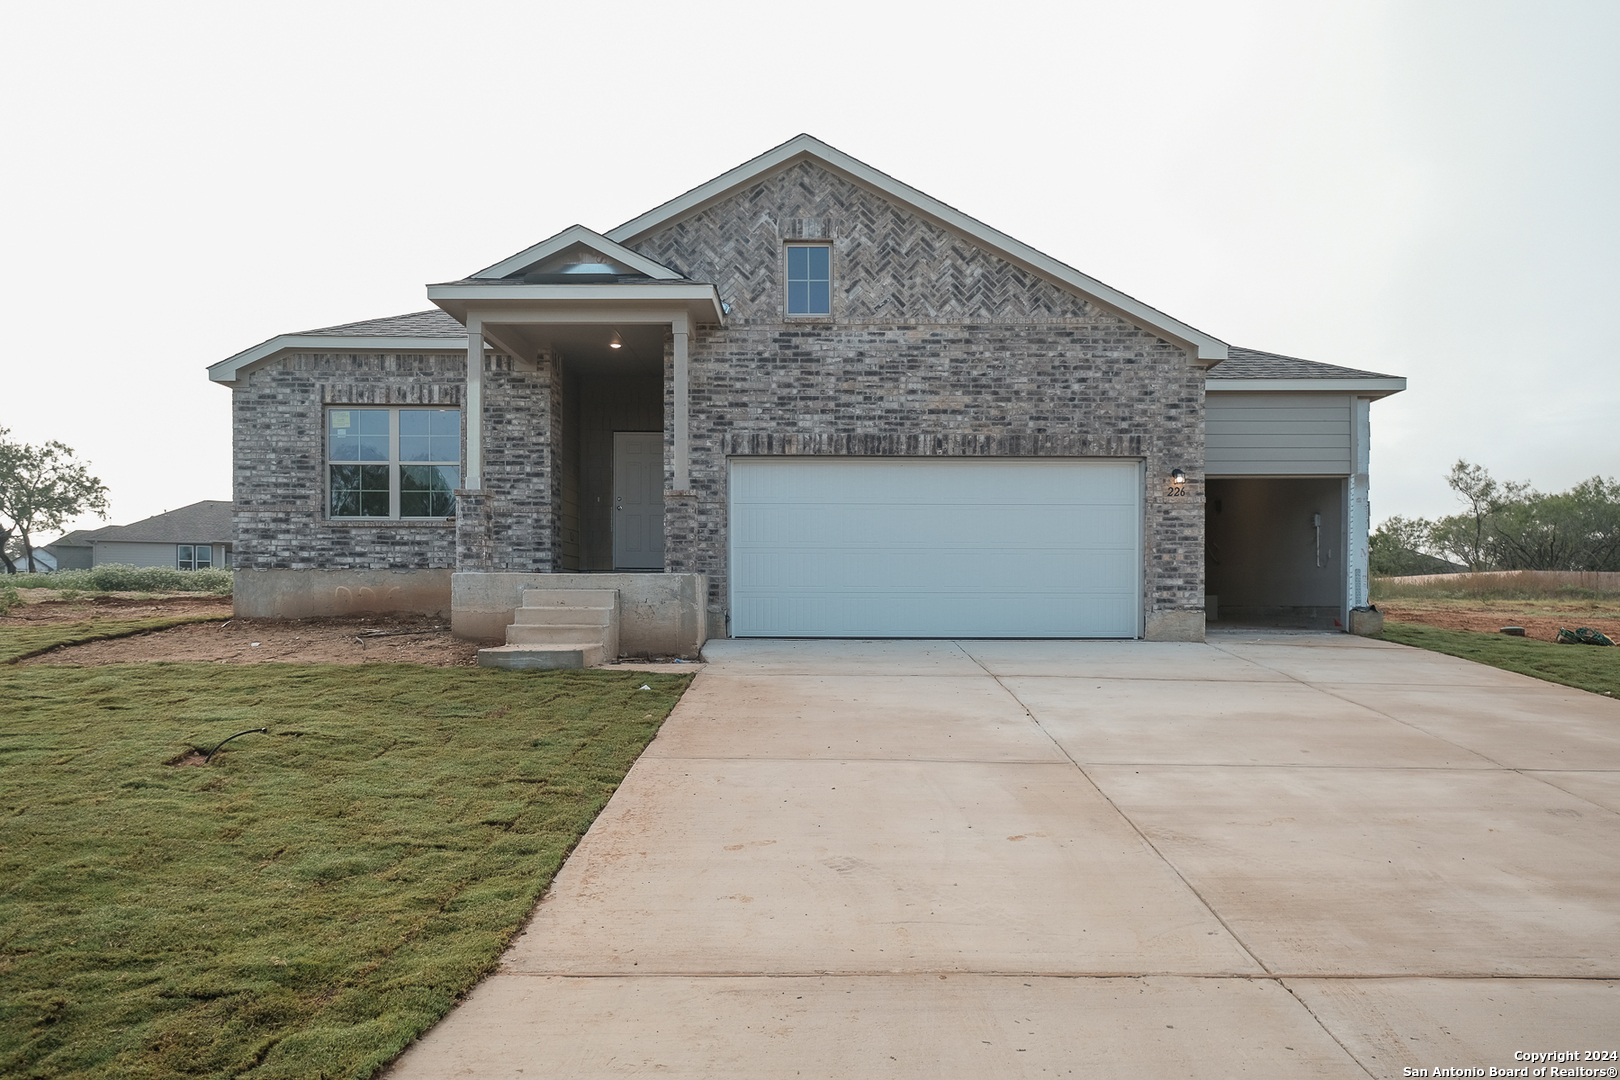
[{"left": 388, "top": 633, "right": 1620, "bottom": 1078}]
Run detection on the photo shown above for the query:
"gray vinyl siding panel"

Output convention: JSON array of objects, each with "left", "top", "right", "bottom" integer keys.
[
  {"left": 1206, "top": 392, "right": 1352, "bottom": 475},
  {"left": 94, "top": 542, "right": 181, "bottom": 569}
]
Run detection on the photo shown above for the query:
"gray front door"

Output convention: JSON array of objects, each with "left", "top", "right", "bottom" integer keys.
[{"left": 612, "top": 431, "right": 664, "bottom": 570}]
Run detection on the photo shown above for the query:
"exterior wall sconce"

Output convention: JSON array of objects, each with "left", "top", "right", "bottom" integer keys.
[{"left": 1170, "top": 468, "right": 1187, "bottom": 486}]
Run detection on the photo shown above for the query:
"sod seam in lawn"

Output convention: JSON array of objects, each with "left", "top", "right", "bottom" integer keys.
[
  {"left": 0, "top": 616, "right": 224, "bottom": 666},
  {"left": 0, "top": 661, "right": 692, "bottom": 1079},
  {"left": 1378, "top": 619, "right": 1620, "bottom": 698}
]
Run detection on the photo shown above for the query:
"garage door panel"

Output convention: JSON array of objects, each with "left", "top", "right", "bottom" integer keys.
[
  {"left": 736, "top": 460, "right": 1141, "bottom": 504},
  {"left": 737, "top": 504, "right": 1138, "bottom": 551},
  {"left": 730, "top": 459, "right": 1142, "bottom": 638},
  {"left": 733, "top": 591, "right": 1140, "bottom": 638},
  {"left": 736, "top": 547, "right": 1139, "bottom": 594}
]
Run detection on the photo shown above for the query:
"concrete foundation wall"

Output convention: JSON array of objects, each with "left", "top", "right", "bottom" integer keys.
[
  {"left": 1145, "top": 610, "right": 1206, "bottom": 642},
  {"left": 452, "top": 572, "right": 707, "bottom": 658},
  {"left": 234, "top": 568, "right": 452, "bottom": 618},
  {"left": 1206, "top": 477, "right": 1345, "bottom": 623}
]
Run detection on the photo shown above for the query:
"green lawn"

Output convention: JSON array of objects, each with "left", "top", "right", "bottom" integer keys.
[
  {"left": 1379, "top": 620, "right": 1620, "bottom": 698},
  {"left": 0, "top": 622, "right": 691, "bottom": 1080}
]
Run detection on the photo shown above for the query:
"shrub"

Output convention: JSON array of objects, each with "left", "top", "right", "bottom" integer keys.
[
  {"left": 2, "top": 564, "right": 233, "bottom": 596},
  {"left": 0, "top": 584, "right": 19, "bottom": 615}
]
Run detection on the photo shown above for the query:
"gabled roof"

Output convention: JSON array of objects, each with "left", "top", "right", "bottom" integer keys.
[
  {"left": 468, "top": 224, "right": 686, "bottom": 281},
  {"left": 605, "top": 134, "right": 1230, "bottom": 364},
  {"left": 47, "top": 529, "right": 99, "bottom": 549},
  {"left": 209, "top": 311, "right": 470, "bottom": 383},
  {"left": 1207, "top": 347, "right": 1406, "bottom": 397},
  {"left": 47, "top": 500, "right": 233, "bottom": 547},
  {"left": 428, "top": 224, "right": 724, "bottom": 331}
]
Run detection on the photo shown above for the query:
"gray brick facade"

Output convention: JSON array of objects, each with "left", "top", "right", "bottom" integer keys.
[
  {"left": 232, "top": 352, "right": 555, "bottom": 573},
  {"left": 228, "top": 157, "right": 1207, "bottom": 633},
  {"left": 633, "top": 160, "right": 1205, "bottom": 625}
]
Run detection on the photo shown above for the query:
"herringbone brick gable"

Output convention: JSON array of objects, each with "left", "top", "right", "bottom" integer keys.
[{"left": 631, "top": 160, "right": 1098, "bottom": 325}]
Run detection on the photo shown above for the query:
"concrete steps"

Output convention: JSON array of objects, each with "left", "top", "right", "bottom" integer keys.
[
  {"left": 476, "top": 643, "right": 605, "bottom": 670},
  {"left": 478, "top": 588, "right": 619, "bottom": 671}
]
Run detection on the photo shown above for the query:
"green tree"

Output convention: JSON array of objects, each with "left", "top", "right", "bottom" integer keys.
[
  {"left": 1429, "top": 459, "right": 1523, "bottom": 571},
  {"left": 1487, "top": 476, "right": 1620, "bottom": 572},
  {"left": 1370, "top": 514, "right": 1444, "bottom": 576},
  {"left": 1417, "top": 461, "right": 1620, "bottom": 573},
  {"left": 0, "top": 426, "right": 110, "bottom": 573}
]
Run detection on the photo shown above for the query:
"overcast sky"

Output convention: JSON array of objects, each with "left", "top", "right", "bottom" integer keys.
[{"left": 3, "top": 0, "right": 1615, "bottom": 539}]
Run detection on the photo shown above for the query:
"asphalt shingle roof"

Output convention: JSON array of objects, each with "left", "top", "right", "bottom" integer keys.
[
  {"left": 49, "top": 500, "right": 232, "bottom": 547},
  {"left": 1209, "top": 347, "right": 1398, "bottom": 380},
  {"left": 48, "top": 529, "right": 98, "bottom": 548},
  {"left": 300, "top": 311, "right": 466, "bottom": 337}
]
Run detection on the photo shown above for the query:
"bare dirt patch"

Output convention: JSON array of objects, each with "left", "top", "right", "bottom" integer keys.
[
  {"left": 2, "top": 593, "right": 232, "bottom": 625},
  {"left": 11, "top": 596, "right": 479, "bottom": 667},
  {"left": 1378, "top": 598, "right": 1620, "bottom": 644}
]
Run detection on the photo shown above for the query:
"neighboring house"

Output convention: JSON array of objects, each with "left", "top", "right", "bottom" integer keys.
[
  {"left": 45, "top": 501, "right": 233, "bottom": 571},
  {"left": 43, "top": 530, "right": 95, "bottom": 571},
  {"left": 209, "top": 135, "right": 1404, "bottom": 649},
  {"left": 4, "top": 547, "right": 57, "bottom": 573}
]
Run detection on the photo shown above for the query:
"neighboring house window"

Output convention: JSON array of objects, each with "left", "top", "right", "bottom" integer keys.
[
  {"left": 785, "top": 244, "right": 831, "bottom": 316},
  {"left": 177, "top": 545, "right": 213, "bottom": 570},
  {"left": 327, "top": 408, "right": 461, "bottom": 519}
]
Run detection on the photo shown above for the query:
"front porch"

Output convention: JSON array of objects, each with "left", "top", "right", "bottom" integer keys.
[
  {"left": 429, "top": 229, "right": 725, "bottom": 660},
  {"left": 451, "top": 572, "right": 707, "bottom": 659}
]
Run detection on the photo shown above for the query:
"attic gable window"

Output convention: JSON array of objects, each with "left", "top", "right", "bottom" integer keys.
[{"left": 785, "top": 244, "right": 831, "bottom": 316}]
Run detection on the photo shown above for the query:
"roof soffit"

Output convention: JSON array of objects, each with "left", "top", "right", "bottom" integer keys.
[
  {"left": 1206, "top": 377, "right": 1407, "bottom": 399},
  {"left": 605, "top": 134, "right": 1229, "bottom": 363},
  {"left": 427, "top": 283, "right": 726, "bottom": 333}
]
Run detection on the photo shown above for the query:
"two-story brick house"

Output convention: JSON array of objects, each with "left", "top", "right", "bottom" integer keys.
[{"left": 209, "top": 135, "right": 1404, "bottom": 656}]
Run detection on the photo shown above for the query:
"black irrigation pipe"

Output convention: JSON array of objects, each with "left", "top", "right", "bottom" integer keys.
[{"left": 204, "top": 727, "right": 269, "bottom": 765}]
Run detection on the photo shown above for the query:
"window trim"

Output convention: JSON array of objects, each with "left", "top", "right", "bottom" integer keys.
[
  {"left": 784, "top": 242, "right": 832, "bottom": 318},
  {"left": 325, "top": 406, "right": 462, "bottom": 521},
  {"left": 177, "top": 544, "right": 213, "bottom": 570}
]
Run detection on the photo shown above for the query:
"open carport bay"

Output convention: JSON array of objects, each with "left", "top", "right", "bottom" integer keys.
[{"left": 387, "top": 632, "right": 1620, "bottom": 1079}]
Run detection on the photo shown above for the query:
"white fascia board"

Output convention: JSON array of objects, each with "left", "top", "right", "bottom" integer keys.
[
  {"left": 470, "top": 224, "right": 684, "bottom": 281},
  {"left": 427, "top": 282, "right": 725, "bottom": 325},
  {"left": 1206, "top": 377, "right": 1408, "bottom": 399},
  {"left": 605, "top": 134, "right": 1229, "bottom": 362},
  {"left": 207, "top": 334, "right": 470, "bottom": 384}
]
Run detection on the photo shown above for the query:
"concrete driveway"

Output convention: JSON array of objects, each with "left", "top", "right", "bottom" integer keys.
[{"left": 388, "top": 632, "right": 1620, "bottom": 1078}]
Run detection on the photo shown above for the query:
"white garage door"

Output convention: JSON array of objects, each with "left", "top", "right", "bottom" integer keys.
[{"left": 729, "top": 458, "right": 1142, "bottom": 638}]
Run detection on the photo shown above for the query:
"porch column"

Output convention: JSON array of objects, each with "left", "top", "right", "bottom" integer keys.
[
  {"left": 465, "top": 317, "right": 483, "bottom": 489},
  {"left": 1345, "top": 396, "right": 1371, "bottom": 617},
  {"left": 456, "top": 318, "right": 494, "bottom": 571},
  {"left": 672, "top": 321, "right": 690, "bottom": 490}
]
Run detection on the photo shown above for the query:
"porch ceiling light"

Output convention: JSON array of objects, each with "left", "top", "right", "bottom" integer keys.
[
  {"left": 609, "top": 331, "right": 623, "bottom": 350},
  {"left": 1170, "top": 468, "right": 1187, "bottom": 486}
]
